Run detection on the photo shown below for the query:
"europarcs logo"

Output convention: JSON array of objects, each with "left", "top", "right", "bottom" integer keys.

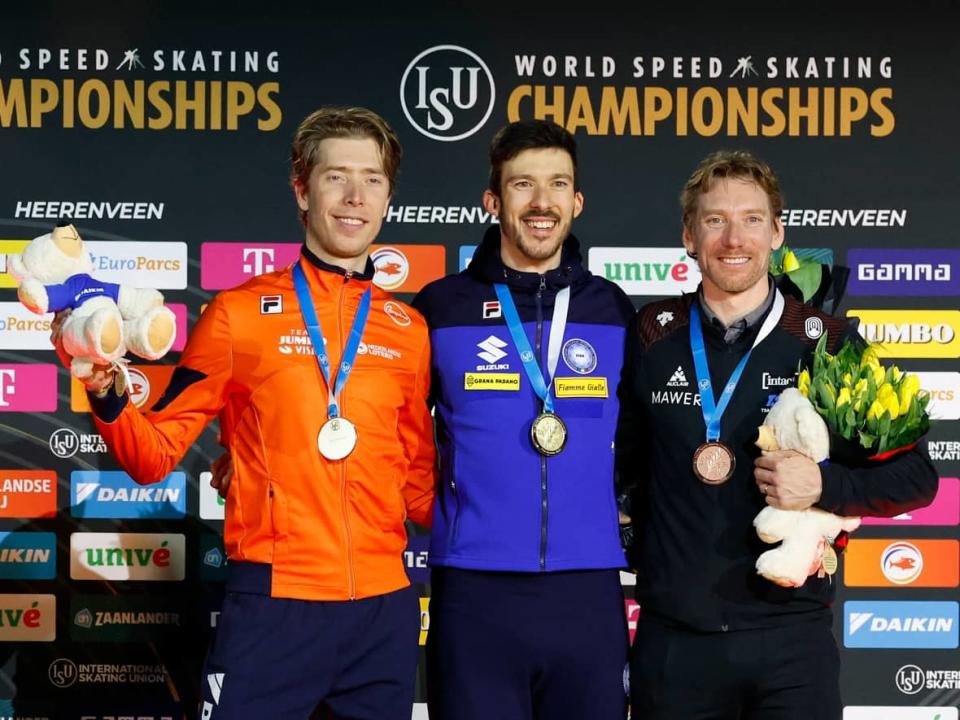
[{"left": 400, "top": 45, "right": 496, "bottom": 141}]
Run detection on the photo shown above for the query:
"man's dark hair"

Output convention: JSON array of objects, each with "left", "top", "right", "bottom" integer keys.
[{"left": 488, "top": 120, "right": 578, "bottom": 195}]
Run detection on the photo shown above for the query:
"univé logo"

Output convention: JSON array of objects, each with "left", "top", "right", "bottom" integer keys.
[
  {"left": 0, "top": 594, "right": 56, "bottom": 641},
  {"left": 400, "top": 45, "right": 496, "bottom": 141},
  {"left": 70, "top": 532, "right": 185, "bottom": 581}
]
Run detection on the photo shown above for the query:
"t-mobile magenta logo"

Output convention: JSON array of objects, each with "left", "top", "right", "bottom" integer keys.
[{"left": 0, "top": 369, "right": 15, "bottom": 406}]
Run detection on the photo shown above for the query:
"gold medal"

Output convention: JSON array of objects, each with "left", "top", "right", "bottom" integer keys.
[
  {"left": 821, "top": 543, "right": 838, "bottom": 576},
  {"left": 530, "top": 412, "right": 567, "bottom": 456},
  {"left": 692, "top": 441, "right": 735, "bottom": 485}
]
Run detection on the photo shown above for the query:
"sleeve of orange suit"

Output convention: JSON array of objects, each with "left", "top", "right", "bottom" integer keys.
[
  {"left": 398, "top": 329, "right": 436, "bottom": 528},
  {"left": 88, "top": 295, "right": 233, "bottom": 485}
]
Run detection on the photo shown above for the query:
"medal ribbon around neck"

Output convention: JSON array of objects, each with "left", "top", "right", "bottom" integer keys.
[
  {"left": 493, "top": 283, "right": 571, "bottom": 415},
  {"left": 689, "top": 290, "right": 784, "bottom": 442},
  {"left": 292, "top": 262, "right": 371, "bottom": 420}
]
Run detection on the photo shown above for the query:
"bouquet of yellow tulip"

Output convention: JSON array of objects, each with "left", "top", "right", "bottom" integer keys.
[
  {"left": 770, "top": 246, "right": 850, "bottom": 315},
  {"left": 798, "top": 334, "right": 930, "bottom": 460}
]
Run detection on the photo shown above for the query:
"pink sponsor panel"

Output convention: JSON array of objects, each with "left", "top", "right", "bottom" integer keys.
[
  {"left": 861, "top": 477, "right": 959, "bottom": 526},
  {"left": 168, "top": 303, "right": 188, "bottom": 352},
  {"left": 200, "top": 242, "right": 300, "bottom": 290},
  {"left": 0, "top": 364, "right": 58, "bottom": 412}
]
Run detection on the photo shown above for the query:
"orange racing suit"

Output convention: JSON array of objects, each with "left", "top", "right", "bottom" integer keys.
[{"left": 88, "top": 247, "right": 436, "bottom": 601}]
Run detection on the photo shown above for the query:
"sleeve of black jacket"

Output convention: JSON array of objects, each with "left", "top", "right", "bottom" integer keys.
[
  {"left": 817, "top": 445, "right": 939, "bottom": 518},
  {"left": 614, "top": 310, "right": 646, "bottom": 500}
]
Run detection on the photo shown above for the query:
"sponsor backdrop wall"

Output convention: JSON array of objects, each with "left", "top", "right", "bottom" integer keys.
[{"left": 0, "top": 5, "right": 958, "bottom": 719}]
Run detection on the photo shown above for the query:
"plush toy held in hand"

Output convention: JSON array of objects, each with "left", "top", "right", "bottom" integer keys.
[
  {"left": 753, "top": 388, "right": 861, "bottom": 587},
  {"left": 8, "top": 222, "right": 176, "bottom": 379}
]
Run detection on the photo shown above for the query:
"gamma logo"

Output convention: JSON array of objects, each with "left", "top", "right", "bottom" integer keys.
[{"left": 400, "top": 45, "right": 496, "bottom": 141}]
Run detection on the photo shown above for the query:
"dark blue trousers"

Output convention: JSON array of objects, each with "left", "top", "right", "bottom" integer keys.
[
  {"left": 200, "top": 562, "right": 419, "bottom": 720},
  {"left": 427, "top": 567, "right": 629, "bottom": 720},
  {"left": 630, "top": 614, "right": 841, "bottom": 719}
]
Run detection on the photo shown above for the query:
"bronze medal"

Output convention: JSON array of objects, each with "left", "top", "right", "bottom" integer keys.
[
  {"left": 692, "top": 441, "right": 735, "bottom": 485},
  {"left": 530, "top": 412, "right": 567, "bottom": 456},
  {"left": 821, "top": 544, "right": 838, "bottom": 576}
]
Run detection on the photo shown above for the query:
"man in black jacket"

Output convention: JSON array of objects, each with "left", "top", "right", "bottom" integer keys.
[{"left": 618, "top": 150, "right": 938, "bottom": 720}]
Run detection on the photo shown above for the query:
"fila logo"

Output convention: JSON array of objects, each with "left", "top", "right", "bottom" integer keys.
[
  {"left": 477, "top": 335, "right": 508, "bottom": 364},
  {"left": 242, "top": 248, "right": 275, "bottom": 275},
  {"left": 666, "top": 366, "right": 688, "bottom": 387},
  {"left": 656, "top": 311, "right": 674, "bottom": 327},
  {"left": 260, "top": 295, "right": 283, "bottom": 314},
  {"left": 805, "top": 316, "right": 824, "bottom": 339},
  {"left": 482, "top": 301, "right": 501, "bottom": 319}
]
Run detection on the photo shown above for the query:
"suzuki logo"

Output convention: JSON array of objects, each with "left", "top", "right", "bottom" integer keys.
[
  {"left": 242, "top": 248, "right": 275, "bottom": 276},
  {"left": 400, "top": 45, "right": 496, "bottom": 142},
  {"left": 477, "top": 335, "right": 508, "bottom": 364},
  {"left": 0, "top": 369, "right": 14, "bottom": 406}
]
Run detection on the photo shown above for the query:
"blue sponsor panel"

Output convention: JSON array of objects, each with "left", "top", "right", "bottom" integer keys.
[
  {"left": 844, "top": 601, "right": 959, "bottom": 649},
  {"left": 459, "top": 245, "right": 477, "bottom": 271},
  {"left": 0, "top": 531, "right": 56, "bottom": 579},
  {"left": 71, "top": 471, "right": 187, "bottom": 519}
]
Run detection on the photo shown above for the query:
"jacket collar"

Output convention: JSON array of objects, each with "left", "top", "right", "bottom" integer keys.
[
  {"left": 300, "top": 243, "right": 376, "bottom": 281},
  {"left": 467, "top": 225, "right": 586, "bottom": 292}
]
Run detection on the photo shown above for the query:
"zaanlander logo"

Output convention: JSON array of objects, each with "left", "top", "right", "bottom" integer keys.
[
  {"left": 400, "top": 45, "right": 496, "bottom": 141},
  {"left": 588, "top": 248, "right": 701, "bottom": 296},
  {"left": 848, "top": 310, "right": 960, "bottom": 359},
  {"left": 844, "top": 601, "right": 958, "bottom": 649},
  {"left": 0, "top": 47, "right": 282, "bottom": 131}
]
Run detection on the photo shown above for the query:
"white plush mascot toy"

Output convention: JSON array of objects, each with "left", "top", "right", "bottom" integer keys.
[
  {"left": 8, "top": 222, "right": 176, "bottom": 379},
  {"left": 753, "top": 387, "right": 861, "bottom": 587}
]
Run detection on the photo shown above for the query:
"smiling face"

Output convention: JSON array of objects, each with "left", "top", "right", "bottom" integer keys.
[
  {"left": 683, "top": 176, "right": 784, "bottom": 299},
  {"left": 483, "top": 147, "right": 584, "bottom": 274},
  {"left": 293, "top": 137, "right": 391, "bottom": 273}
]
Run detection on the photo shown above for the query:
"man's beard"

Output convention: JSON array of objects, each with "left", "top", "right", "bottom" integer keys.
[{"left": 500, "top": 210, "right": 571, "bottom": 262}]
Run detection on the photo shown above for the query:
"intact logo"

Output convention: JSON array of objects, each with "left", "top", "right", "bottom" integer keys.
[
  {"left": 260, "top": 294, "right": 283, "bottom": 314},
  {"left": 762, "top": 373, "right": 793, "bottom": 390},
  {"left": 482, "top": 300, "right": 502, "bottom": 319},
  {"left": 881, "top": 541, "right": 924, "bottom": 584},
  {"left": 0, "top": 531, "right": 56, "bottom": 579},
  {"left": 667, "top": 366, "right": 689, "bottom": 387},
  {"left": 400, "top": 45, "right": 496, "bottom": 142},
  {"left": 71, "top": 471, "right": 186, "bottom": 519},
  {"left": 804, "top": 316, "right": 824, "bottom": 339},
  {"left": 0, "top": 469, "right": 57, "bottom": 518},
  {"left": 70, "top": 532, "right": 185, "bottom": 581},
  {"left": 49, "top": 428, "right": 108, "bottom": 457},
  {"left": 383, "top": 301, "right": 411, "bottom": 327},
  {"left": 371, "top": 247, "right": 410, "bottom": 290},
  {"left": 561, "top": 338, "right": 597, "bottom": 374},
  {"left": 477, "top": 335, "right": 509, "bottom": 365},
  {"left": 0, "top": 594, "right": 56, "bottom": 641},
  {"left": 844, "top": 601, "right": 959, "bottom": 649}
]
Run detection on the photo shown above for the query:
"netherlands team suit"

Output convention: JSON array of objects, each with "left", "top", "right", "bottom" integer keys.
[
  {"left": 413, "top": 226, "right": 635, "bottom": 720},
  {"left": 619, "top": 283, "right": 939, "bottom": 720},
  {"left": 86, "top": 246, "right": 435, "bottom": 719}
]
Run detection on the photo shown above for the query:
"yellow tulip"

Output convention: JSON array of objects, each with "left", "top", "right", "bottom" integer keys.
[
  {"left": 798, "top": 369, "right": 811, "bottom": 397},
  {"left": 860, "top": 346, "right": 881, "bottom": 370},
  {"left": 783, "top": 250, "right": 801, "bottom": 272},
  {"left": 882, "top": 393, "right": 900, "bottom": 420},
  {"left": 872, "top": 365, "right": 886, "bottom": 386},
  {"left": 867, "top": 400, "right": 886, "bottom": 422},
  {"left": 899, "top": 375, "right": 921, "bottom": 413},
  {"left": 837, "top": 387, "right": 852, "bottom": 407},
  {"left": 854, "top": 378, "right": 868, "bottom": 395},
  {"left": 890, "top": 366, "right": 902, "bottom": 382},
  {"left": 877, "top": 383, "right": 895, "bottom": 402},
  {"left": 843, "top": 372, "right": 853, "bottom": 387}
]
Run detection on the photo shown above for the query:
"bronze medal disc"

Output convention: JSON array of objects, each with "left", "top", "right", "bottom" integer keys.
[
  {"left": 530, "top": 412, "right": 567, "bottom": 456},
  {"left": 692, "top": 441, "right": 735, "bottom": 485}
]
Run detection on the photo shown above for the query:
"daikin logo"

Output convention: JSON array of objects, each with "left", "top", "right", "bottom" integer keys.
[
  {"left": 844, "top": 601, "right": 958, "bottom": 648},
  {"left": 71, "top": 471, "right": 186, "bottom": 519},
  {"left": 400, "top": 45, "right": 496, "bottom": 141}
]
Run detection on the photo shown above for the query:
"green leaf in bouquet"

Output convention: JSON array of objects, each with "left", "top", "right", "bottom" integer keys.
[
  {"left": 785, "top": 264, "right": 823, "bottom": 302},
  {"left": 816, "top": 378, "right": 836, "bottom": 413},
  {"left": 866, "top": 413, "right": 879, "bottom": 434},
  {"left": 858, "top": 430, "right": 877, "bottom": 449},
  {"left": 878, "top": 412, "right": 892, "bottom": 438}
]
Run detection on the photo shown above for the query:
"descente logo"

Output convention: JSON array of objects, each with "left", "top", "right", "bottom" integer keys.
[{"left": 70, "top": 533, "right": 185, "bottom": 581}]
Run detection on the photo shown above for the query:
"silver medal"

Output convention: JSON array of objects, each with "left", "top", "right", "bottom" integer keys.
[{"left": 318, "top": 417, "right": 358, "bottom": 461}]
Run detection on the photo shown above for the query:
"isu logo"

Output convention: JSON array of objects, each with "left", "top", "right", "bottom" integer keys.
[
  {"left": 881, "top": 541, "right": 924, "bottom": 585},
  {"left": 372, "top": 247, "right": 410, "bottom": 290}
]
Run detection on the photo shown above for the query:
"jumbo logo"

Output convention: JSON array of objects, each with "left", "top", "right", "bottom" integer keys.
[
  {"left": 70, "top": 532, "right": 185, "bottom": 581},
  {"left": 844, "top": 539, "right": 959, "bottom": 588},
  {"left": 85, "top": 241, "right": 187, "bottom": 289},
  {"left": 0, "top": 239, "right": 30, "bottom": 288},
  {"left": 847, "top": 310, "right": 960, "bottom": 358},
  {"left": 71, "top": 470, "right": 186, "bottom": 519},
  {"left": 199, "top": 242, "right": 300, "bottom": 290},
  {"left": 0, "top": 594, "right": 56, "bottom": 641},
  {"left": 71, "top": 364, "right": 174, "bottom": 412},
  {"left": 588, "top": 247, "right": 701, "bottom": 296}
]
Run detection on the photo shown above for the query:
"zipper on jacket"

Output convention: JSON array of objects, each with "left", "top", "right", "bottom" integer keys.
[
  {"left": 338, "top": 275, "right": 357, "bottom": 599},
  {"left": 536, "top": 274, "right": 548, "bottom": 571}
]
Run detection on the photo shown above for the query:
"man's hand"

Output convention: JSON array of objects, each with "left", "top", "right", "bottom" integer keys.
[
  {"left": 50, "top": 309, "right": 116, "bottom": 394},
  {"left": 210, "top": 451, "right": 233, "bottom": 500},
  {"left": 754, "top": 450, "right": 823, "bottom": 511}
]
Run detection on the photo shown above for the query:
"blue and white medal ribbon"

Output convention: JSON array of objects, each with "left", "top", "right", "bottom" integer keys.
[{"left": 293, "top": 262, "right": 372, "bottom": 460}]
